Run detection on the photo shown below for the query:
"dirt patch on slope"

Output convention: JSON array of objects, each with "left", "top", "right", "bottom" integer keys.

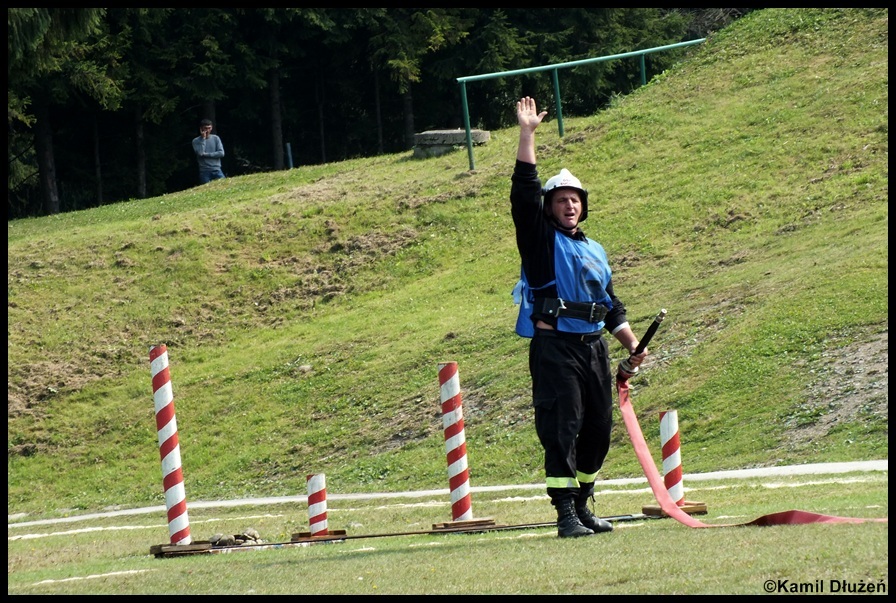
[{"left": 782, "top": 330, "right": 888, "bottom": 447}]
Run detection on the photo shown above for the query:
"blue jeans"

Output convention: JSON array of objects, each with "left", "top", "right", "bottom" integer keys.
[{"left": 199, "top": 168, "right": 225, "bottom": 184}]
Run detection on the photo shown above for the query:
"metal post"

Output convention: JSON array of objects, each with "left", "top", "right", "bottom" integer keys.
[
  {"left": 459, "top": 82, "right": 475, "bottom": 171},
  {"left": 455, "top": 39, "right": 705, "bottom": 169},
  {"left": 551, "top": 69, "right": 564, "bottom": 138}
]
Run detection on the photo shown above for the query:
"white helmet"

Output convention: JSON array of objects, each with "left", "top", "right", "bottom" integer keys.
[{"left": 542, "top": 168, "right": 589, "bottom": 221}]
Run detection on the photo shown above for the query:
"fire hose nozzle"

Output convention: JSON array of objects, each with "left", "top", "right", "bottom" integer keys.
[{"left": 617, "top": 308, "right": 667, "bottom": 381}]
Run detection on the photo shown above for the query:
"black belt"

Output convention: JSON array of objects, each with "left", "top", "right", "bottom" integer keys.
[
  {"left": 535, "top": 328, "right": 603, "bottom": 343},
  {"left": 534, "top": 297, "right": 609, "bottom": 323}
]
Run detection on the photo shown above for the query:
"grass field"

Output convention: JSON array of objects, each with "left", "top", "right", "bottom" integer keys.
[
  {"left": 7, "top": 8, "right": 888, "bottom": 594},
  {"left": 8, "top": 466, "right": 888, "bottom": 595}
]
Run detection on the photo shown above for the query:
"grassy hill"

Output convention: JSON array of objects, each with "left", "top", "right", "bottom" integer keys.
[{"left": 7, "top": 8, "right": 888, "bottom": 521}]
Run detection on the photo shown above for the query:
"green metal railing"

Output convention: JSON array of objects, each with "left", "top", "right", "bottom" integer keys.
[{"left": 456, "top": 38, "right": 705, "bottom": 170}]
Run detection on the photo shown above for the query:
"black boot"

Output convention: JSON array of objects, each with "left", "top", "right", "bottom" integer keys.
[
  {"left": 575, "top": 489, "right": 614, "bottom": 534},
  {"left": 556, "top": 498, "right": 594, "bottom": 538},
  {"left": 575, "top": 503, "right": 614, "bottom": 533}
]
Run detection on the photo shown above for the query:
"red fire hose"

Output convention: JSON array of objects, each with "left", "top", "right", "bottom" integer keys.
[{"left": 616, "top": 310, "right": 887, "bottom": 528}]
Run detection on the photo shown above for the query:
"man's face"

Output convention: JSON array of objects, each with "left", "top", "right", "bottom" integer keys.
[
  {"left": 201, "top": 125, "right": 212, "bottom": 136},
  {"left": 550, "top": 188, "right": 582, "bottom": 230}
]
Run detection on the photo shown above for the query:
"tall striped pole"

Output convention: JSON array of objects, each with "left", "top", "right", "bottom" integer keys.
[
  {"left": 438, "top": 362, "right": 473, "bottom": 522},
  {"left": 149, "top": 345, "right": 192, "bottom": 545},
  {"left": 660, "top": 410, "right": 684, "bottom": 506},
  {"left": 306, "top": 473, "right": 329, "bottom": 536}
]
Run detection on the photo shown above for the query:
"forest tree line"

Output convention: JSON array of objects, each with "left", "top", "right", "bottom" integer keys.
[{"left": 8, "top": 8, "right": 750, "bottom": 219}]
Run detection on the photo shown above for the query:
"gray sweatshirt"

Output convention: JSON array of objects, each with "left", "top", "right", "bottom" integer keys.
[{"left": 192, "top": 134, "right": 225, "bottom": 171}]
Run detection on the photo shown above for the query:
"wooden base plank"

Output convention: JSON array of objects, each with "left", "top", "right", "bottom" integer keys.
[
  {"left": 290, "top": 529, "right": 348, "bottom": 542},
  {"left": 431, "top": 518, "right": 499, "bottom": 531},
  {"left": 641, "top": 501, "right": 708, "bottom": 517},
  {"left": 150, "top": 542, "right": 213, "bottom": 557}
]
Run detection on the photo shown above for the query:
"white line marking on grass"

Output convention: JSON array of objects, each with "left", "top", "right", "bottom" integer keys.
[
  {"left": 11, "top": 523, "right": 161, "bottom": 541},
  {"left": 10, "top": 513, "right": 283, "bottom": 541},
  {"left": 34, "top": 569, "right": 154, "bottom": 585}
]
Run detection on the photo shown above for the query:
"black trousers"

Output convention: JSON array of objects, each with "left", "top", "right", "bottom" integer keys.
[{"left": 529, "top": 329, "right": 613, "bottom": 506}]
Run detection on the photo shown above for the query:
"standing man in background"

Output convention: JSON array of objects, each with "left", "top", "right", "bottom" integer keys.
[
  {"left": 192, "top": 118, "right": 225, "bottom": 184},
  {"left": 510, "top": 96, "right": 648, "bottom": 538}
]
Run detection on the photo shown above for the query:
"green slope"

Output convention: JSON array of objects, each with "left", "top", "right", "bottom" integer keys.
[{"left": 7, "top": 8, "right": 888, "bottom": 519}]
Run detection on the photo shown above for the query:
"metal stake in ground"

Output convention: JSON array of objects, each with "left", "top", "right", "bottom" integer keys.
[
  {"left": 661, "top": 410, "right": 685, "bottom": 505},
  {"left": 149, "top": 344, "right": 192, "bottom": 545},
  {"left": 435, "top": 362, "right": 498, "bottom": 532},
  {"left": 291, "top": 474, "right": 347, "bottom": 542},
  {"left": 307, "top": 473, "right": 329, "bottom": 536},
  {"left": 641, "top": 409, "right": 708, "bottom": 517},
  {"left": 437, "top": 361, "right": 473, "bottom": 522}
]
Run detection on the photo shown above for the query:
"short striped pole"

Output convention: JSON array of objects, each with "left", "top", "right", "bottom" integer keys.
[
  {"left": 438, "top": 361, "right": 473, "bottom": 522},
  {"left": 149, "top": 344, "right": 192, "bottom": 545},
  {"left": 660, "top": 410, "right": 684, "bottom": 506},
  {"left": 307, "top": 473, "right": 329, "bottom": 536}
]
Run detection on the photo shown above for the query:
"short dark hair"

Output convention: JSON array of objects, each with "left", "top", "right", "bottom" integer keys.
[{"left": 200, "top": 119, "right": 213, "bottom": 127}]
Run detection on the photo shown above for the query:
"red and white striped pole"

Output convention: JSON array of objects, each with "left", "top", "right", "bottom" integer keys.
[
  {"left": 660, "top": 410, "right": 684, "bottom": 506},
  {"left": 438, "top": 361, "right": 473, "bottom": 522},
  {"left": 306, "top": 473, "right": 329, "bottom": 536},
  {"left": 149, "top": 344, "right": 192, "bottom": 545}
]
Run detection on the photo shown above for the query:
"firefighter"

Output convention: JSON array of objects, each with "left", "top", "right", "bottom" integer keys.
[{"left": 510, "top": 96, "right": 648, "bottom": 537}]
